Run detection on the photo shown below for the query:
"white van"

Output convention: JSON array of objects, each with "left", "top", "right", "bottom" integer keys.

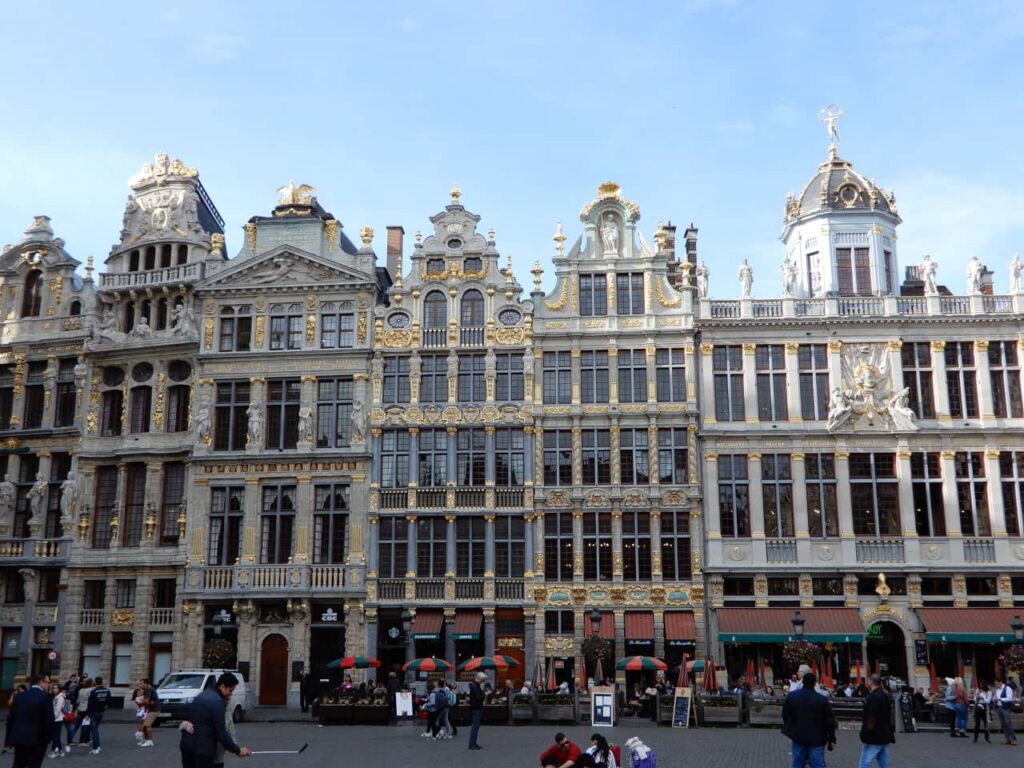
[{"left": 156, "top": 669, "right": 250, "bottom": 723}]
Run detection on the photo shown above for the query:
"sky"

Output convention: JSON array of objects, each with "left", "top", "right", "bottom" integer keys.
[{"left": 1, "top": 1, "right": 1023, "bottom": 298}]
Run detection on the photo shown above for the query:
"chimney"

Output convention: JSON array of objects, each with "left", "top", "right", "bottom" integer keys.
[
  {"left": 980, "top": 266, "right": 994, "bottom": 296},
  {"left": 386, "top": 226, "right": 404, "bottom": 282},
  {"left": 684, "top": 223, "right": 698, "bottom": 270}
]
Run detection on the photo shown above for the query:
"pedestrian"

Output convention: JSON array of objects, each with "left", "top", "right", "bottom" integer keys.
[
  {"left": 438, "top": 683, "right": 456, "bottom": 739},
  {"left": 995, "top": 677, "right": 1018, "bottom": 745},
  {"left": 5, "top": 672, "right": 52, "bottom": 768},
  {"left": 446, "top": 683, "right": 458, "bottom": 737},
  {"left": 66, "top": 678, "right": 91, "bottom": 748},
  {"left": 971, "top": 680, "right": 992, "bottom": 743},
  {"left": 298, "top": 668, "right": 311, "bottom": 714},
  {"left": 951, "top": 676, "right": 969, "bottom": 737},
  {"left": 782, "top": 672, "right": 837, "bottom": 768},
  {"left": 539, "top": 731, "right": 582, "bottom": 768},
  {"left": 385, "top": 671, "right": 401, "bottom": 724},
  {"left": 136, "top": 677, "right": 160, "bottom": 747},
  {"left": 858, "top": 674, "right": 894, "bottom": 768},
  {"left": 84, "top": 676, "right": 110, "bottom": 755},
  {"left": 180, "top": 691, "right": 238, "bottom": 768},
  {"left": 178, "top": 672, "right": 251, "bottom": 768},
  {"left": 49, "top": 682, "right": 68, "bottom": 758},
  {"left": 3, "top": 684, "right": 28, "bottom": 754},
  {"left": 467, "top": 671, "right": 485, "bottom": 750}
]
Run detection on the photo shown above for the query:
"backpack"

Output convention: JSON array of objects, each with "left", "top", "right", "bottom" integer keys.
[
  {"left": 61, "top": 697, "right": 73, "bottom": 716},
  {"left": 446, "top": 688, "right": 456, "bottom": 707},
  {"left": 433, "top": 688, "right": 448, "bottom": 710}
]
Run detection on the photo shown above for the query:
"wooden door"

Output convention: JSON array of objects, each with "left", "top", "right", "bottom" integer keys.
[{"left": 259, "top": 634, "right": 289, "bottom": 705}]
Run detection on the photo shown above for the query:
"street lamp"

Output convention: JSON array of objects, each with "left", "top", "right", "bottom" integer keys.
[
  {"left": 792, "top": 610, "right": 806, "bottom": 640},
  {"left": 589, "top": 608, "right": 602, "bottom": 637},
  {"left": 1012, "top": 615, "right": 1023, "bottom": 645}
]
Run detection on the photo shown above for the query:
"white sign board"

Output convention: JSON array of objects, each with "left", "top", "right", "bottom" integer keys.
[
  {"left": 591, "top": 685, "right": 615, "bottom": 728},
  {"left": 395, "top": 690, "right": 413, "bottom": 717}
]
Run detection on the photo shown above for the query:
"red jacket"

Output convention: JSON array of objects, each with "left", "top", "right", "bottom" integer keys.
[{"left": 540, "top": 740, "right": 582, "bottom": 767}]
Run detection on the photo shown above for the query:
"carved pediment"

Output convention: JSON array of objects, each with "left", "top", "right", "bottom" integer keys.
[{"left": 200, "top": 247, "right": 373, "bottom": 290}]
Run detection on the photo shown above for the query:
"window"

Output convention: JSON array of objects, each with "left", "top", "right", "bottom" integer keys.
[
  {"left": 377, "top": 516, "right": 408, "bottom": 578},
  {"left": 459, "top": 290, "right": 484, "bottom": 345},
  {"left": 813, "top": 578, "right": 843, "bottom": 597},
  {"left": 955, "top": 451, "right": 989, "bottom": 536},
  {"left": 622, "top": 510, "right": 651, "bottom": 581},
  {"left": 544, "top": 512, "right": 573, "bottom": 581},
  {"left": 423, "top": 291, "right": 447, "bottom": 347},
  {"left": 579, "top": 274, "right": 607, "bottom": 316},
  {"left": 945, "top": 342, "right": 978, "bottom": 419},
  {"left": 835, "top": 247, "right": 871, "bottom": 296},
  {"left": 129, "top": 386, "right": 151, "bottom": 433},
  {"left": 582, "top": 511, "right": 613, "bottom": 581},
  {"left": 805, "top": 251, "right": 820, "bottom": 296},
  {"left": 92, "top": 466, "right": 117, "bottom": 549},
  {"left": 46, "top": 453, "right": 71, "bottom": 538},
  {"left": 756, "top": 345, "right": 788, "bottom": 421},
  {"left": 313, "top": 485, "right": 348, "bottom": 564},
  {"left": 911, "top": 453, "right": 945, "bottom": 537},
  {"left": 1000, "top": 452, "right": 1024, "bottom": 536},
  {"left": 3, "top": 572, "right": 24, "bottom": 604},
  {"left": 83, "top": 580, "right": 106, "bottom": 610},
  {"left": 456, "top": 429, "right": 486, "bottom": 486},
  {"left": 425, "top": 258, "right": 445, "bottom": 276},
  {"left": 619, "top": 429, "right": 649, "bottom": 485},
  {"left": 382, "top": 357, "right": 410, "bottom": 404},
  {"left": 419, "top": 355, "right": 447, "bottom": 403},
  {"left": 798, "top": 344, "right": 829, "bottom": 421},
  {"left": 21, "top": 270, "right": 43, "bottom": 317},
  {"left": 54, "top": 358, "right": 76, "bottom": 427},
  {"left": 270, "top": 304, "right": 303, "bottom": 350},
  {"left": 901, "top": 342, "right": 935, "bottom": 418},
  {"left": 660, "top": 510, "right": 691, "bottom": 581},
  {"left": 260, "top": 484, "right": 296, "bottom": 564},
  {"left": 209, "top": 486, "right": 244, "bottom": 565},
  {"left": 805, "top": 454, "right": 838, "bottom": 537},
  {"left": 213, "top": 381, "right": 250, "bottom": 451},
  {"left": 849, "top": 453, "right": 900, "bottom": 536},
  {"left": 152, "top": 579, "right": 177, "bottom": 609},
  {"left": 416, "top": 517, "right": 446, "bottom": 577},
  {"left": 418, "top": 429, "right": 447, "bottom": 487},
  {"left": 615, "top": 272, "right": 645, "bottom": 315},
  {"left": 0, "top": 365, "right": 12, "bottom": 430},
  {"left": 882, "top": 250, "right": 894, "bottom": 294},
  {"left": 494, "top": 353, "right": 524, "bottom": 402},
  {"left": 379, "top": 431, "right": 410, "bottom": 487},
  {"left": 718, "top": 455, "right": 750, "bottom": 538},
  {"left": 160, "top": 462, "right": 185, "bottom": 546},
  {"left": 37, "top": 570, "right": 59, "bottom": 603},
  {"left": 456, "top": 516, "right": 485, "bottom": 577},
  {"left": 761, "top": 455, "right": 794, "bottom": 537},
  {"left": 22, "top": 361, "right": 45, "bottom": 429},
  {"left": 658, "top": 428, "right": 688, "bottom": 484},
  {"left": 581, "top": 429, "right": 611, "bottom": 485},
  {"left": 218, "top": 306, "right": 252, "bottom": 352},
  {"left": 120, "top": 463, "right": 146, "bottom": 547},
  {"left": 580, "top": 351, "right": 609, "bottom": 403},
  {"left": 543, "top": 351, "right": 571, "bottom": 404},
  {"left": 166, "top": 385, "right": 190, "bottom": 433},
  {"left": 617, "top": 350, "right": 648, "bottom": 404},
  {"left": 115, "top": 579, "right": 136, "bottom": 609},
  {"left": 989, "top": 341, "right": 1023, "bottom": 418},
  {"left": 545, "top": 610, "right": 575, "bottom": 635},
  {"left": 656, "top": 349, "right": 686, "bottom": 403},
  {"left": 543, "top": 430, "right": 573, "bottom": 486},
  {"left": 14, "top": 455, "right": 38, "bottom": 538},
  {"left": 457, "top": 355, "right": 486, "bottom": 402},
  {"left": 319, "top": 302, "right": 355, "bottom": 348},
  {"left": 494, "top": 428, "right": 524, "bottom": 486},
  {"left": 316, "top": 378, "right": 353, "bottom": 448},
  {"left": 266, "top": 379, "right": 300, "bottom": 450},
  {"left": 463, "top": 257, "right": 482, "bottom": 273},
  {"left": 494, "top": 516, "right": 525, "bottom": 577},
  {"left": 713, "top": 346, "right": 745, "bottom": 421}
]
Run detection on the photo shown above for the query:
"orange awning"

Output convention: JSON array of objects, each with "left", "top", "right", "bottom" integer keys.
[
  {"left": 412, "top": 610, "right": 444, "bottom": 640},
  {"left": 664, "top": 612, "right": 697, "bottom": 641},
  {"left": 918, "top": 608, "right": 1021, "bottom": 642},
  {"left": 718, "top": 608, "right": 862, "bottom": 642},
  {"left": 625, "top": 611, "right": 655, "bottom": 642},
  {"left": 452, "top": 611, "right": 482, "bottom": 640}
]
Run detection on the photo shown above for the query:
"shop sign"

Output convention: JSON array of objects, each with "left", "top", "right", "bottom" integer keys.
[{"left": 320, "top": 608, "right": 339, "bottom": 623}]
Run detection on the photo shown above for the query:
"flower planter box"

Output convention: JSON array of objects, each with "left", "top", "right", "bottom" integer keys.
[
  {"left": 351, "top": 704, "right": 391, "bottom": 724},
  {"left": 748, "top": 697, "right": 784, "bottom": 726},
  {"left": 315, "top": 703, "right": 354, "bottom": 724},
  {"left": 450, "top": 705, "right": 470, "bottom": 725},
  {"left": 511, "top": 696, "right": 535, "bottom": 721},
  {"left": 537, "top": 698, "right": 576, "bottom": 722},
  {"left": 698, "top": 695, "right": 742, "bottom": 725},
  {"left": 483, "top": 703, "right": 509, "bottom": 724}
]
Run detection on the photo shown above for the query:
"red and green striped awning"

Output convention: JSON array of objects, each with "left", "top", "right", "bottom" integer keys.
[
  {"left": 664, "top": 612, "right": 697, "bottom": 642},
  {"left": 453, "top": 611, "right": 482, "bottom": 641},
  {"left": 718, "top": 608, "right": 863, "bottom": 643},
  {"left": 918, "top": 607, "right": 1021, "bottom": 642},
  {"left": 412, "top": 610, "right": 444, "bottom": 640},
  {"left": 594, "top": 611, "right": 615, "bottom": 640},
  {"left": 625, "top": 611, "right": 655, "bottom": 642}
]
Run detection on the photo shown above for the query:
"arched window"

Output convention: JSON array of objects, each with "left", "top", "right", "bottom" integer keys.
[
  {"left": 166, "top": 385, "right": 190, "bottom": 432},
  {"left": 123, "top": 302, "right": 136, "bottom": 333},
  {"left": 144, "top": 246, "right": 156, "bottom": 270},
  {"left": 460, "top": 290, "right": 484, "bottom": 327},
  {"left": 69, "top": 300, "right": 82, "bottom": 316},
  {"left": 129, "top": 385, "right": 152, "bottom": 433},
  {"left": 21, "top": 270, "right": 43, "bottom": 317},
  {"left": 424, "top": 291, "right": 447, "bottom": 328}
]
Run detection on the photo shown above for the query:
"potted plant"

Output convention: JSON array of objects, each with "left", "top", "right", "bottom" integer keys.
[
  {"left": 782, "top": 639, "right": 821, "bottom": 669},
  {"left": 537, "top": 693, "right": 575, "bottom": 721},
  {"left": 483, "top": 692, "right": 509, "bottom": 724},
  {"left": 315, "top": 689, "right": 354, "bottom": 724},
  {"left": 352, "top": 692, "right": 390, "bottom": 724},
  {"left": 512, "top": 693, "right": 535, "bottom": 721},
  {"left": 697, "top": 693, "right": 742, "bottom": 725}
]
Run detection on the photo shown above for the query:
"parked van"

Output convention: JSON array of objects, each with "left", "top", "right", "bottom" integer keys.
[{"left": 156, "top": 669, "right": 250, "bottom": 723}]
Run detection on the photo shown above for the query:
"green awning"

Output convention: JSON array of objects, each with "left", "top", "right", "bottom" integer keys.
[
  {"left": 918, "top": 608, "right": 1021, "bottom": 644},
  {"left": 717, "top": 608, "right": 864, "bottom": 643}
]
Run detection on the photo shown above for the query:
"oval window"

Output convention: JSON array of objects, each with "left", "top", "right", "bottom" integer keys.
[{"left": 102, "top": 366, "right": 125, "bottom": 387}]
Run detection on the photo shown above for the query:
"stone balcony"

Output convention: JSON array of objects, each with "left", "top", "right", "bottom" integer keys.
[
  {"left": 376, "top": 486, "right": 526, "bottom": 511},
  {"left": 372, "top": 576, "right": 525, "bottom": 604},
  {"left": 0, "top": 537, "right": 70, "bottom": 564},
  {"left": 701, "top": 294, "right": 1020, "bottom": 323},
  {"left": 98, "top": 262, "right": 206, "bottom": 292},
  {"left": 182, "top": 563, "right": 365, "bottom": 597}
]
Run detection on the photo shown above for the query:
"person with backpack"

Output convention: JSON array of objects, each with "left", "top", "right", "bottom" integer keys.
[
  {"left": 85, "top": 676, "right": 110, "bottom": 755},
  {"left": 436, "top": 683, "right": 456, "bottom": 739},
  {"left": 429, "top": 681, "right": 449, "bottom": 740},
  {"left": 421, "top": 682, "right": 439, "bottom": 740},
  {"left": 443, "top": 684, "right": 458, "bottom": 737}
]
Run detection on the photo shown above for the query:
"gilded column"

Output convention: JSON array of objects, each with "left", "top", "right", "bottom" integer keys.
[
  {"left": 242, "top": 477, "right": 260, "bottom": 563},
  {"left": 572, "top": 508, "right": 584, "bottom": 582},
  {"left": 294, "top": 475, "right": 313, "bottom": 564},
  {"left": 650, "top": 509, "right": 663, "bottom": 582},
  {"left": 611, "top": 508, "right": 623, "bottom": 581},
  {"left": 607, "top": 347, "right": 619, "bottom": 404}
]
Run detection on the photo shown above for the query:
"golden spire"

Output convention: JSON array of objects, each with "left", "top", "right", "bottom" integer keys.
[
  {"left": 553, "top": 222, "right": 566, "bottom": 257},
  {"left": 450, "top": 187, "right": 462, "bottom": 202},
  {"left": 360, "top": 226, "right": 374, "bottom": 247}
]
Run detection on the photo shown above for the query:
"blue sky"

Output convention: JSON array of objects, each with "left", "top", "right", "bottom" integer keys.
[{"left": 2, "top": 1, "right": 1022, "bottom": 297}]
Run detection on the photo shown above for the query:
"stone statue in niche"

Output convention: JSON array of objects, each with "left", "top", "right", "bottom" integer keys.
[
  {"left": 737, "top": 259, "right": 753, "bottom": 298},
  {"left": 600, "top": 214, "right": 619, "bottom": 255},
  {"left": 781, "top": 255, "right": 798, "bottom": 297},
  {"left": 349, "top": 398, "right": 366, "bottom": 443},
  {"left": 246, "top": 403, "right": 264, "bottom": 447},
  {"left": 131, "top": 315, "right": 153, "bottom": 339},
  {"left": 695, "top": 261, "right": 709, "bottom": 298},
  {"left": 298, "top": 406, "right": 314, "bottom": 443},
  {"left": 0, "top": 475, "right": 15, "bottom": 532},
  {"left": 27, "top": 474, "right": 48, "bottom": 530},
  {"left": 919, "top": 254, "right": 938, "bottom": 296},
  {"left": 59, "top": 477, "right": 78, "bottom": 524}
]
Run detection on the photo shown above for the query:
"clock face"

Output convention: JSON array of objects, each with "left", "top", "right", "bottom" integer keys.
[
  {"left": 499, "top": 309, "right": 521, "bottom": 326},
  {"left": 387, "top": 626, "right": 401, "bottom": 640}
]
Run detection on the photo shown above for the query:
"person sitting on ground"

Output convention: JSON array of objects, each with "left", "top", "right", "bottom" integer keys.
[
  {"left": 539, "top": 732, "right": 582, "bottom": 768},
  {"left": 585, "top": 733, "right": 617, "bottom": 767}
]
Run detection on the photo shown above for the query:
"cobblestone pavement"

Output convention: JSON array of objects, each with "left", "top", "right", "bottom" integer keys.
[{"left": 44, "top": 720, "right": 1016, "bottom": 767}]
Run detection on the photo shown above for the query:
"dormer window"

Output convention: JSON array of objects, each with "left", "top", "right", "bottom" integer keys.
[
  {"left": 835, "top": 247, "right": 872, "bottom": 296},
  {"left": 426, "top": 258, "right": 445, "bottom": 276},
  {"left": 21, "top": 270, "right": 43, "bottom": 317},
  {"left": 463, "top": 257, "right": 482, "bottom": 274}
]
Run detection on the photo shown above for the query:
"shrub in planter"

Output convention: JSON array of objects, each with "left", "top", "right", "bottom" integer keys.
[
  {"left": 782, "top": 639, "right": 821, "bottom": 668},
  {"left": 999, "top": 645, "right": 1024, "bottom": 673}
]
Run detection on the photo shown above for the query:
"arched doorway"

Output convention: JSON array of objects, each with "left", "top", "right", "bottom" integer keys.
[
  {"left": 259, "top": 634, "right": 289, "bottom": 705},
  {"left": 866, "top": 621, "right": 908, "bottom": 683}
]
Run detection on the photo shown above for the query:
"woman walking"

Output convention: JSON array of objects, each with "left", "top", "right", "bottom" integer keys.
[
  {"left": 972, "top": 681, "right": 992, "bottom": 743},
  {"left": 49, "top": 683, "right": 67, "bottom": 758},
  {"left": 951, "top": 677, "right": 969, "bottom": 737}
]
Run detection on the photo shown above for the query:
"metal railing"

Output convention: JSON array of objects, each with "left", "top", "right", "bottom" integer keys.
[
  {"left": 765, "top": 538, "right": 798, "bottom": 563},
  {"left": 855, "top": 538, "right": 905, "bottom": 563},
  {"left": 963, "top": 538, "right": 996, "bottom": 563}
]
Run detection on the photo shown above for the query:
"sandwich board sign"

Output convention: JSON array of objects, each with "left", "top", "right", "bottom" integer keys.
[
  {"left": 591, "top": 685, "right": 615, "bottom": 728},
  {"left": 672, "top": 686, "right": 693, "bottom": 728}
]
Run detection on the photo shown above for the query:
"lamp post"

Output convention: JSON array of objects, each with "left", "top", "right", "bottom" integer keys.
[
  {"left": 401, "top": 609, "right": 413, "bottom": 684},
  {"left": 1012, "top": 615, "right": 1023, "bottom": 645},
  {"left": 589, "top": 608, "right": 602, "bottom": 638},
  {"left": 791, "top": 610, "right": 806, "bottom": 639}
]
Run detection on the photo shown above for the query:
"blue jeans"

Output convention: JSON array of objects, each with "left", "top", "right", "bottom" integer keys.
[
  {"left": 90, "top": 713, "right": 103, "bottom": 749},
  {"left": 791, "top": 743, "right": 826, "bottom": 768},
  {"left": 953, "top": 703, "right": 968, "bottom": 731},
  {"left": 468, "top": 709, "right": 482, "bottom": 748},
  {"left": 859, "top": 744, "right": 889, "bottom": 768}
]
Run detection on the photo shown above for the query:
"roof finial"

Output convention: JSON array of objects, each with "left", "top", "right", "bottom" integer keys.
[
  {"left": 819, "top": 104, "right": 843, "bottom": 157},
  {"left": 450, "top": 186, "right": 462, "bottom": 202},
  {"left": 553, "top": 222, "right": 566, "bottom": 257},
  {"left": 531, "top": 260, "right": 543, "bottom": 292}
]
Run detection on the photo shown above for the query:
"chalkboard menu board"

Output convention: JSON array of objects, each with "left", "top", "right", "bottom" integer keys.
[
  {"left": 591, "top": 686, "right": 615, "bottom": 728},
  {"left": 914, "top": 639, "right": 929, "bottom": 667},
  {"left": 672, "top": 687, "right": 692, "bottom": 728}
]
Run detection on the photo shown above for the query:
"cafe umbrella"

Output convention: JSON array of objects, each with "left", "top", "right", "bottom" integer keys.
[
  {"left": 615, "top": 656, "right": 668, "bottom": 672},
  {"left": 326, "top": 655, "right": 381, "bottom": 670},
  {"left": 456, "top": 655, "right": 520, "bottom": 672},
  {"left": 402, "top": 657, "right": 454, "bottom": 673}
]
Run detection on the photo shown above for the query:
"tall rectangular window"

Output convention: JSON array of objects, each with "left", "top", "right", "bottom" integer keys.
[
  {"left": 152, "top": 579, "right": 177, "bottom": 609},
  {"left": 582, "top": 511, "right": 613, "bottom": 581},
  {"left": 615, "top": 273, "right": 645, "bottom": 315},
  {"left": 494, "top": 428, "right": 524, "bottom": 486},
  {"left": 945, "top": 342, "right": 978, "bottom": 419},
  {"left": 713, "top": 346, "right": 745, "bottom": 422},
  {"left": 659, "top": 510, "right": 691, "bottom": 581},
  {"left": 756, "top": 345, "right": 788, "bottom": 421},
  {"left": 989, "top": 341, "right": 1023, "bottom": 418},
  {"left": 621, "top": 510, "right": 651, "bottom": 581},
  {"left": 806, "top": 454, "right": 838, "bottom": 537},
  {"left": 416, "top": 517, "right": 446, "bottom": 577},
  {"left": 418, "top": 429, "right": 447, "bottom": 487},
  {"left": 579, "top": 274, "right": 607, "bottom": 316},
  {"left": 377, "top": 516, "right": 408, "bottom": 579},
  {"left": 213, "top": 381, "right": 249, "bottom": 451},
  {"left": 208, "top": 486, "right": 244, "bottom": 565},
  {"left": 0, "top": 364, "right": 13, "bottom": 431},
  {"left": 166, "top": 385, "right": 190, "bottom": 433},
  {"left": 159, "top": 462, "right": 185, "bottom": 546},
  {"left": 619, "top": 429, "right": 649, "bottom": 485},
  {"left": 835, "top": 247, "right": 872, "bottom": 295},
  {"left": 115, "top": 579, "right": 136, "bottom": 609},
  {"left": 580, "top": 351, "right": 609, "bottom": 403},
  {"left": 543, "top": 352, "right": 571, "bottom": 404},
  {"left": 719, "top": 455, "right": 750, "bottom": 538},
  {"left": 655, "top": 349, "right": 686, "bottom": 403},
  {"left": 543, "top": 511, "right": 573, "bottom": 581},
  {"left": 456, "top": 429, "right": 486, "bottom": 486},
  {"left": 850, "top": 453, "right": 900, "bottom": 536},
  {"left": 54, "top": 358, "right": 76, "bottom": 427},
  {"left": 798, "top": 344, "right": 829, "bottom": 421},
  {"left": 418, "top": 355, "right": 447, "bottom": 403},
  {"left": 955, "top": 451, "right": 989, "bottom": 536},
  {"left": 836, "top": 248, "right": 854, "bottom": 296},
  {"left": 319, "top": 301, "right": 355, "bottom": 349},
  {"left": 101, "top": 390, "right": 123, "bottom": 437},
  {"left": 999, "top": 452, "right": 1024, "bottom": 536},
  {"left": 543, "top": 430, "right": 573, "bottom": 486},
  {"left": 617, "top": 350, "right": 648, "bottom": 403},
  {"left": 129, "top": 386, "right": 151, "bottom": 433},
  {"left": 911, "top": 453, "right": 945, "bottom": 537},
  {"left": 901, "top": 342, "right": 935, "bottom": 418},
  {"left": 22, "top": 361, "right": 45, "bottom": 429},
  {"left": 494, "top": 516, "right": 525, "bottom": 577},
  {"left": 458, "top": 355, "right": 486, "bottom": 402},
  {"left": 581, "top": 429, "right": 611, "bottom": 485},
  {"left": 382, "top": 356, "right": 410, "bottom": 404},
  {"left": 316, "top": 378, "right": 353, "bottom": 448},
  {"left": 658, "top": 428, "right": 688, "bottom": 484},
  {"left": 92, "top": 466, "right": 117, "bottom": 549},
  {"left": 260, "top": 484, "right": 296, "bottom": 564},
  {"left": 313, "top": 484, "right": 348, "bottom": 564},
  {"left": 269, "top": 305, "right": 303, "bottom": 350},
  {"left": 218, "top": 306, "right": 251, "bottom": 352},
  {"left": 46, "top": 453, "right": 71, "bottom": 539},
  {"left": 882, "top": 250, "right": 894, "bottom": 294},
  {"left": 122, "top": 463, "right": 146, "bottom": 547},
  {"left": 761, "top": 454, "right": 794, "bottom": 537},
  {"left": 854, "top": 247, "right": 871, "bottom": 295},
  {"left": 379, "top": 431, "right": 410, "bottom": 487},
  {"left": 494, "top": 353, "right": 524, "bottom": 401},
  {"left": 266, "top": 379, "right": 300, "bottom": 450},
  {"left": 456, "top": 516, "right": 485, "bottom": 577}
]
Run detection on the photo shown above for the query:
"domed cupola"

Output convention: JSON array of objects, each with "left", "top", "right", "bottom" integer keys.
[{"left": 780, "top": 108, "right": 902, "bottom": 298}]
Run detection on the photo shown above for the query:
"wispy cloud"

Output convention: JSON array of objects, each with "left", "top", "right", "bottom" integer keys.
[{"left": 193, "top": 32, "right": 244, "bottom": 61}]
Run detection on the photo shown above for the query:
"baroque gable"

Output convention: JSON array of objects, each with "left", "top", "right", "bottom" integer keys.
[{"left": 199, "top": 246, "right": 376, "bottom": 293}]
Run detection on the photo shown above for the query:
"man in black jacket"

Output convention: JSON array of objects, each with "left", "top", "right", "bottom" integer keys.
[
  {"left": 782, "top": 672, "right": 836, "bottom": 768},
  {"left": 467, "top": 671, "right": 486, "bottom": 750},
  {"left": 6, "top": 673, "right": 51, "bottom": 768},
  {"left": 860, "top": 674, "right": 895, "bottom": 768},
  {"left": 179, "top": 673, "right": 251, "bottom": 768}
]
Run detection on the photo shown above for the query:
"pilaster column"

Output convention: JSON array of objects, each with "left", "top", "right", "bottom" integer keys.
[
  {"left": 242, "top": 477, "right": 260, "bottom": 563},
  {"left": 444, "top": 609, "right": 456, "bottom": 667},
  {"left": 704, "top": 452, "right": 721, "bottom": 565},
  {"left": 524, "top": 515, "right": 535, "bottom": 577},
  {"left": 930, "top": 341, "right": 951, "bottom": 422},
  {"left": 484, "top": 426, "right": 496, "bottom": 486},
  {"left": 645, "top": 344, "right": 657, "bottom": 405},
  {"left": 791, "top": 453, "right": 811, "bottom": 561},
  {"left": 41, "top": 355, "right": 57, "bottom": 429},
  {"left": 683, "top": 344, "right": 696, "bottom": 405},
  {"left": 131, "top": 576, "right": 153, "bottom": 680},
  {"left": 939, "top": 451, "right": 964, "bottom": 565},
  {"left": 653, "top": 608, "right": 665, "bottom": 661},
  {"left": 700, "top": 344, "right": 716, "bottom": 425},
  {"left": 367, "top": 515, "right": 379, "bottom": 573},
  {"left": 611, "top": 508, "right": 623, "bottom": 581},
  {"left": 984, "top": 449, "right": 1009, "bottom": 565},
  {"left": 446, "top": 427, "right": 457, "bottom": 490},
  {"left": 144, "top": 461, "right": 163, "bottom": 548},
  {"left": 748, "top": 453, "right": 764, "bottom": 546},
  {"left": 523, "top": 613, "right": 536, "bottom": 681},
  {"left": 650, "top": 509, "right": 663, "bottom": 582},
  {"left": 572, "top": 508, "right": 584, "bottom": 581},
  {"left": 445, "top": 515, "right": 457, "bottom": 575},
  {"left": 896, "top": 450, "right": 919, "bottom": 564},
  {"left": 835, "top": 452, "right": 856, "bottom": 562},
  {"left": 887, "top": 341, "right": 905, "bottom": 392},
  {"left": 607, "top": 348, "right": 619, "bottom": 404},
  {"left": 742, "top": 344, "right": 758, "bottom": 423},
  {"left": 483, "top": 607, "right": 495, "bottom": 657},
  {"left": 975, "top": 341, "right": 995, "bottom": 419},
  {"left": 407, "top": 428, "right": 419, "bottom": 489},
  {"left": 294, "top": 475, "right": 313, "bottom": 563},
  {"left": 405, "top": 514, "right": 417, "bottom": 577},
  {"left": 484, "top": 514, "right": 495, "bottom": 575},
  {"left": 112, "top": 463, "right": 127, "bottom": 549},
  {"left": 784, "top": 343, "right": 802, "bottom": 422},
  {"left": 613, "top": 609, "right": 625, "bottom": 676}
]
